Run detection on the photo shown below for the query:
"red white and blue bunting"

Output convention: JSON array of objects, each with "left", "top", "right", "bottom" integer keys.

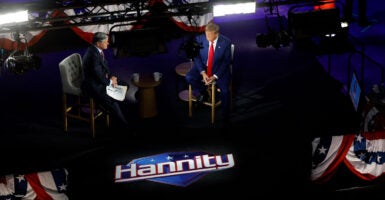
[{"left": 0, "top": 0, "right": 212, "bottom": 50}]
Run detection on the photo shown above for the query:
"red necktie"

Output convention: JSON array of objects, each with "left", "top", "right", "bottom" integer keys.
[{"left": 207, "top": 42, "right": 214, "bottom": 77}]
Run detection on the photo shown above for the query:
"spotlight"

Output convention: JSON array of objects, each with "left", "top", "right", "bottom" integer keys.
[
  {"left": 4, "top": 55, "right": 41, "bottom": 74},
  {"left": 2, "top": 31, "right": 41, "bottom": 75},
  {"left": 213, "top": 1, "right": 256, "bottom": 17},
  {"left": 288, "top": 7, "right": 341, "bottom": 40},
  {"left": 0, "top": 10, "right": 28, "bottom": 25},
  {"left": 288, "top": 7, "right": 351, "bottom": 53}
]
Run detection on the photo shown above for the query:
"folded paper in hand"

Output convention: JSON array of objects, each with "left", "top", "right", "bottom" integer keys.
[{"left": 106, "top": 85, "right": 127, "bottom": 101}]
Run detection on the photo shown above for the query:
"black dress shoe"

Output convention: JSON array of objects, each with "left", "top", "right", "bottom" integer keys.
[
  {"left": 196, "top": 90, "right": 209, "bottom": 106},
  {"left": 194, "top": 94, "right": 205, "bottom": 109},
  {"left": 197, "top": 94, "right": 205, "bottom": 104}
]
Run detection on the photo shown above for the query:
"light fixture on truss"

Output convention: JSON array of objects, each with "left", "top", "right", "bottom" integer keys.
[{"left": 3, "top": 32, "right": 41, "bottom": 75}]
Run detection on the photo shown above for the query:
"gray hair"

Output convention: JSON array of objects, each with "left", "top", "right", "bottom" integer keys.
[
  {"left": 205, "top": 22, "right": 219, "bottom": 33},
  {"left": 92, "top": 32, "right": 108, "bottom": 44}
]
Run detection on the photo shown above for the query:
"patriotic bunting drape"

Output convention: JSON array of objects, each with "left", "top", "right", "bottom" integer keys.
[
  {"left": 0, "top": 0, "right": 212, "bottom": 50},
  {"left": 312, "top": 131, "right": 385, "bottom": 183},
  {"left": 0, "top": 168, "right": 68, "bottom": 200}
]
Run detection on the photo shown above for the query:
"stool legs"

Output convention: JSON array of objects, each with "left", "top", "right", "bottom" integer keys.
[
  {"left": 188, "top": 84, "right": 193, "bottom": 117},
  {"left": 63, "top": 94, "right": 68, "bottom": 132},
  {"left": 89, "top": 98, "right": 96, "bottom": 138},
  {"left": 211, "top": 84, "right": 215, "bottom": 124},
  {"left": 188, "top": 83, "right": 217, "bottom": 124}
]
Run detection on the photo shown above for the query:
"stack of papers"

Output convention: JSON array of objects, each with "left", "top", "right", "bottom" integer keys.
[{"left": 106, "top": 85, "right": 127, "bottom": 101}]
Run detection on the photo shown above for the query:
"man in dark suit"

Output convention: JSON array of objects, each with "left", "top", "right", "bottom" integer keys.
[
  {"left": 81, "top": 32, "right": 129, "bottom": 127},
  {"left": 185, "top": 22, "right": 232, "bottom": 122}
]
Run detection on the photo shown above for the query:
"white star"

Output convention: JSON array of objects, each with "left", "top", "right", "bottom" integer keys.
[
  {"left": 16, "top": 175, "right": 25, "bottom": 182},
  {"left": 58, "top": 184, "right": 67, "bottom": 191},
  {"left": 150, "top": 158, "right": 155, "bottom": 162},
  {"left": 318, "top": 146, "right": 327, "bottom": 154},
  {"left": 356, "top": 134, "right": 364, "bottom": 143},
  {"left": 378, "top": 156, "right": 382, "bottom": 163},
  {"left": 359, "top": 152, "right": 366, "bottom": 160},
  {"left": 184, "top": 154, "right": 189, "bottom": 158},
  {"left": 167, "top": 155, "right": 173, "bottom": 160}
]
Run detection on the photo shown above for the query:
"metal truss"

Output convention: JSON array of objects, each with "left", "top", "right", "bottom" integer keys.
[
  {"left": 0, "top": 0, "right": 211, "bottom": 34},
  {"left": 0, "top": 0, "right": 317, "bottom": 34}
]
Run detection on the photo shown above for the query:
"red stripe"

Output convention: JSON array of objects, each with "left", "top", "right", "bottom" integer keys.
[
  {"left": 0, "top": 176, "right": 6, "bottom": 184},
  {"left": 25, "top": 173, "right": 53, "bottom": 200}
]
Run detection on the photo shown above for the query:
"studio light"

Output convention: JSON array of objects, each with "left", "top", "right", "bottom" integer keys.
[
  {"left": 0, "top": 10, "right": 28, "bottom": 25},
  {"left": 4, "top": 54, "right": 41, "bottom": 74},
  {"left": 287, "top": 6, "right": 352, "bottom": 53},
  {"left": 288, "top": 7, "right": 341, "bottom": 40},
  {"left": 2, "top": 32, "right": 41, "bottom": 75},
  {"left": 340, "top": 21, "right": 349, "bottom": 28},
  {"left": 213, "top": 1, "right": 256, "bottom": 17}
]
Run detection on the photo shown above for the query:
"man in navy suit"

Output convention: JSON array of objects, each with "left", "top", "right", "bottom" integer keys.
[
  {"left": 185, "top": 22, "right": 232, "bottom": 122},
  {"left": 81, "top": 32, "right": 129, "bottom": 127}
]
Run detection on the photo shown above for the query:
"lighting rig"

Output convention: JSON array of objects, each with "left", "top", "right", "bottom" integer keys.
[
  {"left": 0, "top": 0, "right": 212, "bottom": 73},
  {"left": 3, "top": 31, "right": 41, "bottom": 75},
  {"left": 0, "top": 0, "right": 213, "bottom": 34},
  {"left": 255, "top": 0, "right": 291, "bottom": 50}
]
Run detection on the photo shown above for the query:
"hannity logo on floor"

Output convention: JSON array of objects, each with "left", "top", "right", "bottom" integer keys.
[{"left": 114, "top": 152, "right": 235, "bottom": 187}]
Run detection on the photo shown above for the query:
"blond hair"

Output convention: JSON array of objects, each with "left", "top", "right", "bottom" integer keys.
[{"left": 205, "top": 22, "right": 219, "bottom": 33}]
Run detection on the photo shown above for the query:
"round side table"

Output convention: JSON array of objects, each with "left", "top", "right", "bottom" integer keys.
[
  {"left": 132, "top": 74, "right": 161, "bottom": 118},
  {"left": 175, "top": 61, "right": 193, "bottom": 101}
]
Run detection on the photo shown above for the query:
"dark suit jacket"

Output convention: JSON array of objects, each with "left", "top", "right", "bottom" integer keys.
[
  {"left": 81, "top": 45, "right": 129, "bottom": 125},
  {"left": 82, "top": 45, "right": 111, "bottom": 98},
  {"left": 193, "top": 33, "right": 232, "bottom": 87}
]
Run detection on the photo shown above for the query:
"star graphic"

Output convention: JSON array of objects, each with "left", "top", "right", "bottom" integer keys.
[
  {"left": 58, "top": 183, "right": 67, "bottom": 191},
  {"left": 15, "top": 175, "right": 25, "bottom": 182},
  {"left": 318, "top": 146, "right": 327, "bottom": 154}
]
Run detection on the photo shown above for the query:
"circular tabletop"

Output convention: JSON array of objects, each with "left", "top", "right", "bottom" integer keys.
[
  {"left": 175, "top": 61, "right": 193, "bottom": 77},
  {"left": 131, "top": 74, "right": 161, "bottom": 88}
]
